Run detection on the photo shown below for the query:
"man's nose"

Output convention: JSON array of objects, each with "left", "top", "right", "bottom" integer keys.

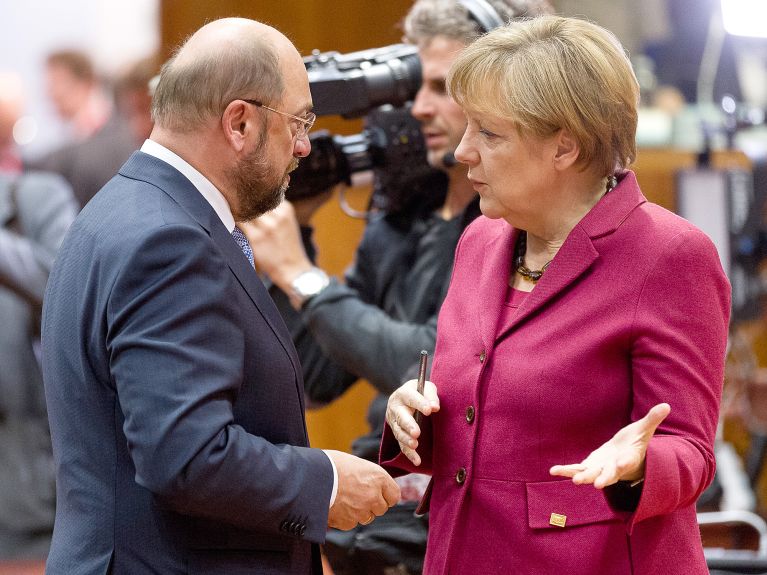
[
  {"left": 411, "top": 87, "right": 434, "bottom": 121},
  {"left": 294, "top": 134, "right": 311, "bottom": 157}
]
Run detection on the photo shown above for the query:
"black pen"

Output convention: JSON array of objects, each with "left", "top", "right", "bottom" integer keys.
[{"left": 414, "top": 350, "right": 428, "bottom": 426}]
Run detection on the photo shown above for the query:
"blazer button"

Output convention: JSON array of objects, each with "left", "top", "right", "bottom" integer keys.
[
  {"left": 455, "top": 467, "right": 467, "bottom": 485},
  {"left": 479, "top": 350, "right": 486, "bottom": 363},
  {"left": 465, "top": 405, "right": 475, "bottom": 424}
]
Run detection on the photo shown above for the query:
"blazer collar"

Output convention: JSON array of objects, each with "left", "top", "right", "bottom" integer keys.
[
  {"left": 118, "top": 152, "right": 304, "bottom": 398},
  {"left": 478, "top": 170, "right": 646, "bottom": 347}
]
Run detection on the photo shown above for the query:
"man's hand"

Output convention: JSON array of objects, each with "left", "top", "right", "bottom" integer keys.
[
  {"left": 325, "top": 450, "right": 401, "bottom": 530},
  {"left": 385, "top": 379, "right": 440, "bottom": 467},
  {"left": 291, "top": 190, "right": 333, "bottom": 226},
  {"left": 239, "top": 201, "right": 314, "bottom": 290},
  {"left": 549, "top": 403, "right": 671, "bottom": 489}
]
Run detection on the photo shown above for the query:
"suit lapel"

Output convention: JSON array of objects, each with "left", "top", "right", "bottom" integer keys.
[{"left": 118, "top": 152, "right": 306, "bottom": 411}]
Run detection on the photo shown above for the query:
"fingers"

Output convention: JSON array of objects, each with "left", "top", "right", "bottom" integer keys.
[
  {"left": 326, "top": 452, "right": 400, "bottom": 530},
  {"left": 571, "top": 463, "right": 604, "bottom": 486},
  {"left": 549, "top": 463, "right": 586, "bottom": 478},
  {"left": 593, "top": 459, "right": 619, "bottom": 489},
  {"left": 389, "top": 403, "right": 420, "bottom": 441},
  {"left": 422, "top": 380, "right": 441, "bottom": 412},
  {"left": 550, "top": 461, "right": 619, "bottom": 488},
  {"left": 640, "top": 403, "right": 671, "bottom": 437},
  {"left": 399, "top": 443, "right": 422, "bottom": 467},
  {"left": 382, "top": 475, "right": 401, "bottom": 507},
  {"left": 400, "top": 380, "right": 439, "bottom": 417},
  {"left": 386, "top": 380, "right": 438, "bottom": 436}
]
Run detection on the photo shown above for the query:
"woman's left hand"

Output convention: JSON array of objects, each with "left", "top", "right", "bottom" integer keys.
[{"left": 549, "top": 403, "right": 671, "bottom": 489}]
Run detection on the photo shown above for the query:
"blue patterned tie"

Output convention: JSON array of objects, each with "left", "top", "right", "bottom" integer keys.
[{"left": 231, "top": 227, "right": 255, "bottom": 268}]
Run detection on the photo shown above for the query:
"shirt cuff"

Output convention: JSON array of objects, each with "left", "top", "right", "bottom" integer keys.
[{"left": 322, "top": 449, "right": 339, "bottom": 508}]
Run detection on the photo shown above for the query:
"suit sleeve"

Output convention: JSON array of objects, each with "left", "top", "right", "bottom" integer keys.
[
  {"left": 106, "top": 224, "right": 333, "bottom": 543},
  {"left": 626, "top": 227, "right": 730, "bottom": 530}
]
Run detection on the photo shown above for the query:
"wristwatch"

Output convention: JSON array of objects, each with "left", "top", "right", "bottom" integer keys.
[{"left": 290, "top": 267, "right": 330, "bottom": 307}]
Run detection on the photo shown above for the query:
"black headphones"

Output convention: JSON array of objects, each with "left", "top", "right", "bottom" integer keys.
[{"left": 457, "top": 0, "right": 505, "bottom": 33}]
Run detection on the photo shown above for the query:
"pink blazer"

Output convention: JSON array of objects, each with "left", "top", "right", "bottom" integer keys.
[{"left": 381, "top": 172, "right": 731, "bottom": 574}]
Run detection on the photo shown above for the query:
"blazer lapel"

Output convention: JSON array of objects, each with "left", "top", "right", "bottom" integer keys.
[
  {"left": 477, "top": 225, "right": 517, "bottom": 352},
  {"left": 496, "top": 226, "right": 599, "bottom": 340},
  {"left": 492, "top": 171, "right": 646, "bottom": 342}
]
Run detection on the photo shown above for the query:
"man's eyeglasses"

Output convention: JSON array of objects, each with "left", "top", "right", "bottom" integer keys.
[{"left": 241, "top": 99, "right": 316, "bottom": 140}]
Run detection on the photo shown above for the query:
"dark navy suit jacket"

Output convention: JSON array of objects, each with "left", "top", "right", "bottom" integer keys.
[{"left": 42, "top": 151, "right": 333, "bottom": 574}]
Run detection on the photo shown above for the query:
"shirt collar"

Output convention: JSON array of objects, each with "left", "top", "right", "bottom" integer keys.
[{"left": 140, "top": 139, "right": 235, "bottom": 232}]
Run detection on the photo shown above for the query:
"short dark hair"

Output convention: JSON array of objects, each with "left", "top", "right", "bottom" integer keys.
[
  {"left": 403, "top": 0, "right": 554, "bottom": 45},
  {"left": 46, "top": 50, "right": 95, "bottom": 83}
]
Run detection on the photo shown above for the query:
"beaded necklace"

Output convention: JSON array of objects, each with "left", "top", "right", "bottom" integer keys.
[{"left": 513, "top": 175, "right": 617, "bottom": 283}]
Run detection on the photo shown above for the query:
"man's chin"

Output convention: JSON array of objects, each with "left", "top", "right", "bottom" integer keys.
[{"left": 426, "top": 149, "right": 452, "bottom": 171}]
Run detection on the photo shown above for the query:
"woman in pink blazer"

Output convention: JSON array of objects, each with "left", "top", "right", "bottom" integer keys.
[{"left": 381, "top": 15, "right": 731, "bottom": 575}]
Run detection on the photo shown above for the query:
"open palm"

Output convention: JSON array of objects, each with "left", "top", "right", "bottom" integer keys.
[{"left": 550, "top": 403, "right": 671, "bottom": 489}]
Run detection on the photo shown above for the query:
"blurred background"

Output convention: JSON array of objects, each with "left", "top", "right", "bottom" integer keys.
[{"left": 2, "top": 0, "right": 767, "bottom": 572}]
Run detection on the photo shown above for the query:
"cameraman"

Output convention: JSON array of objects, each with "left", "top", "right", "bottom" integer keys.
[{"left": 243, "top": 1, "right": 553, "bottom": 572}]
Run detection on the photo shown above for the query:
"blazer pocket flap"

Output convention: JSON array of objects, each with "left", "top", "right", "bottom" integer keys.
[{"left": 526, "top": 479, "right": 621, "bottom": 529}]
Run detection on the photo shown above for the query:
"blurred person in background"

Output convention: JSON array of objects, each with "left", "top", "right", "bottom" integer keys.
[
  {"left": 0, "top": 76, "right": 77, "bottom": 560},
  {"left": 30, "top": 55, "right": 160, "bottom": 208},
  {"left": 383, "top": 15, "right": 730, "bottom": 574},
  {"left": 0, "top": 156, "right": 77, "bottom": 558},
  {"left": 0, "top": 72, "right": 24, "bottom": 174},
  {"left": 242, "top": 1, "right": 553, "bottom": 573},
  {"left": 44, "top": 49, "right": 110, "bottom": 142}
]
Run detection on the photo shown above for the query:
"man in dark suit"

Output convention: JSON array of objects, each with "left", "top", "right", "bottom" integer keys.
[{"left": 41, "top": 18, "right": 399, "bottom": 575}]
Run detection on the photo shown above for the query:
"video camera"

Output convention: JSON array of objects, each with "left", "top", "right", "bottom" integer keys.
[
  {"left": 287, "top": 44, "right": 443, "bottom": 212},
  {"left": 305, "top": 44, "right": 421, "bottom": 118}
]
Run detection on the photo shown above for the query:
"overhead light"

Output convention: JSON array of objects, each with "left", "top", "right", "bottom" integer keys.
[{"left": 721, "top": 0, "right": 767, "bottom": 38}]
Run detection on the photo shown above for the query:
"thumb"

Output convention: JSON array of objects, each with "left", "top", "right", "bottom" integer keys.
[{"left": 640, "top": 403, "right": 671, "bottom": 436}]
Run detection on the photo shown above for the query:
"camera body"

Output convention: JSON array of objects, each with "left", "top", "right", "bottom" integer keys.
[
  {"left": 286, "top": 44, "right": 435, "bottom": 209},
  {"left": 304, "top": 44, "right": 421, "bottom": 118},
  {"left": 287, "top": 104, "right": 438, "bottom": 212}
]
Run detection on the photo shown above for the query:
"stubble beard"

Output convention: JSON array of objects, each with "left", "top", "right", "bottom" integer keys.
[{"left": 228, "top": 139, "right": 299, "bottom": 222}]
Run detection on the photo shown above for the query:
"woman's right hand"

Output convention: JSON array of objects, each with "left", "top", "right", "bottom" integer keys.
[{"left": 386, "top": 379, "right": 440, "bottom": 466}]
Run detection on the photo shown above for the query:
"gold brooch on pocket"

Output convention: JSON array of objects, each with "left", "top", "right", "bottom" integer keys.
[{"left": 549, "top": 513, "right": 567, "bottom": 528}]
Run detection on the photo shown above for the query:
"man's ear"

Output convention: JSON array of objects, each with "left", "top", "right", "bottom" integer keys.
[
  {"left": 221, "top": 100, "right": 254, "bottom": 152},
  {"left": 552, "top": 129, "right": 580, "bottom": 171}
]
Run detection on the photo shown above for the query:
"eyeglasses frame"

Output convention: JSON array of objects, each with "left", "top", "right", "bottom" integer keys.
[{"left": 240, "top": 99, "right": 316, "bottom": 140}]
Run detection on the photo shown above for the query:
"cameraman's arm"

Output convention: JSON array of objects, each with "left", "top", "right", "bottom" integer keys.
[
  {"left": 244, "top": 202, "right": 439, "bottom": 396},
  {"left": 302, "top": 249, "right": 439, "bottom": 396},
  {"left": 0, "top": 173, "right": 77, "bottom": 304}
]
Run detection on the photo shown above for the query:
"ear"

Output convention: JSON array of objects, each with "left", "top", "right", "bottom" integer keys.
[
  {"left": 551, "top": 129, "right": 580, "bottom": 172},
  {"left": 221, "top": 100, "right": 258, "bottom": 153}
]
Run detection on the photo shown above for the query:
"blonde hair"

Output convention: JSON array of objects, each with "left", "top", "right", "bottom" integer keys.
[{"left": 447, "top": 15, "right": 639, "bottom": 176}]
